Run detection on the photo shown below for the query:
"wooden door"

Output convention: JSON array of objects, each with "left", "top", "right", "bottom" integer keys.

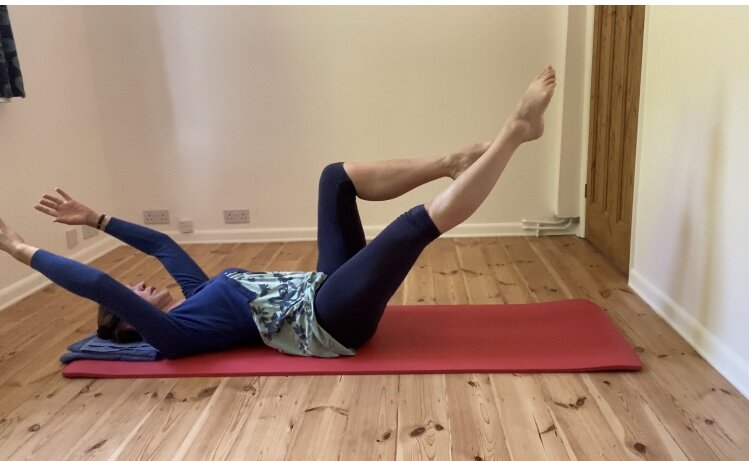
[{"left": 585, "top": 5, "right": 645, "bottom": 274}]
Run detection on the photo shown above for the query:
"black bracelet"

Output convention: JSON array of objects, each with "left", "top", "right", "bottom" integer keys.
[{"left": 96, "top": 214, "right": 106, "bottom": 230}]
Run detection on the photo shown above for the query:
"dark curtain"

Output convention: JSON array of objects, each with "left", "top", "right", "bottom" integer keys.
[{"left": 0, "top": 5, "right": 25, "bottom": 99}]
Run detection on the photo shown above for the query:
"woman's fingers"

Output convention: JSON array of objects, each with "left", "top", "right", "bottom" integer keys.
[
  {"left": 55, "top": 188, "right": 73, "bottom": 201},
  {"left": 42, "top": 194, "right": 62, "bottom": 206},
  {"left": 39, "top": 198, "right": 59, "bottom": 209},
  {"left": 34, "top": 204, "right": 57, "bottom": 218}
]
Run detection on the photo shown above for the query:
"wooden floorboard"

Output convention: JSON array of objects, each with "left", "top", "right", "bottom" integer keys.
[{"left": 0, "top": 236, "right": 747, "bottom": 460}]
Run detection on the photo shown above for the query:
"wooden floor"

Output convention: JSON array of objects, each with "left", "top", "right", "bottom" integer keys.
[{"left": 1, "top": 236, "right": 747, "bottom": 460}]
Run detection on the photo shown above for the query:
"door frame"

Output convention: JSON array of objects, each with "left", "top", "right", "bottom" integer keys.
[
  {"left": 577, "top": 5, "right": 597, "bottom": 240},
  {"left": 627, "top": 6, "right": 650, "bottom": 274},
  {"left": 578, "top": 5, "right": 648, "bottom": 275}
]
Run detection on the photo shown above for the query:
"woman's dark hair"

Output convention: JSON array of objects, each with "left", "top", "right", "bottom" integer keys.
[{"left": 97, "top": 305, "right": 143, "bottom": 343}]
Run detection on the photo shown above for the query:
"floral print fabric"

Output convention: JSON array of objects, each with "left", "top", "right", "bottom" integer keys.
[{"left": 226, "top": 271, "right": 356, "bottom": 357}]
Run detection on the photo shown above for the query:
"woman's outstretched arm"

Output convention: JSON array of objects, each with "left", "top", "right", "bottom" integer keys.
[
  {"left": 34, "top": 188, "right": 209, "bottom": 297},
  {"left": 1, "top": 217, "right": 194, "bottom": 357}
]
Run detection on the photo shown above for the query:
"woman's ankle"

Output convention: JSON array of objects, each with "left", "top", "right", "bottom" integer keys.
[{"left": 446, "top": 141, "right": 492, "bottom": 180}]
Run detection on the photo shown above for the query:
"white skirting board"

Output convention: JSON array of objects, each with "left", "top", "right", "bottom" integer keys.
[
  {"left": 629, "top": 269, "right": 749, "bottom": 400},
  {"left": 0, "top": 221, "right": 579, "bottom": 312},
  {"left": 167, "top": 221, "right": 581, "bottom": 244}
]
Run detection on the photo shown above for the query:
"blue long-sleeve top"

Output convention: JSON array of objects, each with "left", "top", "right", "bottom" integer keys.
[{"left": 31, "top": 217, "right": 262, "bottom": 358}]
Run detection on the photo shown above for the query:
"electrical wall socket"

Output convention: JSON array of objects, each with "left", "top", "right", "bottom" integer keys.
[
  {"left": 179, "top": 219, "right": 194, "bottom": 233},
  {"left": 143, "top": 210, "right": 170, "bottom": 225},
  {"left": 81, "top": 226, "right": 99, "bottom": 240},
  {"left": 223, "top": 209, "right": 250, "bottom": 224},
  {"left": 65, "top": 229, "right": 79, "bottom": 249}
]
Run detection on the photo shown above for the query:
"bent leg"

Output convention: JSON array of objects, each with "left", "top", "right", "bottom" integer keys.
[
  {"left": 316, "top": 162, "right": 367, "bottom": 275},
  {"left": 314, "top": 205, "right": 440, "bottom": 349},
  {"left": 343, "top": 142, "right": 490, "bottom": 201},
  {"left": 31, "top": 250, "right": 194, "bottom": 358},
  {"left": 316, "top": 143, "right": 490, "bottom": 274}
]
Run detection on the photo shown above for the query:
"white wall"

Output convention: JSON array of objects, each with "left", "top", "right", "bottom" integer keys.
[
  {"left": 0, "top": 6, "right": 118, "bottom": 308},
  {"left": 82, "top": 6, "right": 574, "bottom": 241},
  {"left": 2, "top": 6, "right": 586, "bottom": 309},
  {"left": 630, "top": 6, "right": 749, "bottom": 398}
]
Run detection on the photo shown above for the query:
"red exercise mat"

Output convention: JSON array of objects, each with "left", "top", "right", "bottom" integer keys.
[{"left": 62, "top": 299, "right": 642, "bottom": 378}]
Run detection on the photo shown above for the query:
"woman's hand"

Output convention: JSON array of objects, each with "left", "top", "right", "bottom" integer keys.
[
  {"left": 0, "top": 217, "right": 37, "bottom": 265},
  {"left": 0, "top": 217, "right": 24, "bottom": 255},
  {"left": 34, "top": 188, "right": 99, "bottom": 226}
]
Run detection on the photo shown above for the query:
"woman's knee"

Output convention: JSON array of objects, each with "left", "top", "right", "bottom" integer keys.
[
  {"left": 403, "top": 204, "right": 443, "bottom": 240},
  {"left": 319, "top": 162, "right": 361, "bottom": 204},
  {"left": 425, "top": 196, "right": 468, "bottom": 234},
  {"left": 320, "top": 162, "right": 346, "bottom": 185}
]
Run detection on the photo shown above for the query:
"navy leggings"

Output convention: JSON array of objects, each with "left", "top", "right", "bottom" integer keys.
[{"left": 313, "top": 163, "right": 441, "bottom": 348}]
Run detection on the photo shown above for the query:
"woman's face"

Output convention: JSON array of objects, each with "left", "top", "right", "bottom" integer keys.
[{"left": 129, "top": 282, "right": 175, "bottom": 311}]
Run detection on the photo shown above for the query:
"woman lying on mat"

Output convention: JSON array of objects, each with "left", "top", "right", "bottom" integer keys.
[{"left": 0, "top": 66, "right": 556, "bottom": 359}]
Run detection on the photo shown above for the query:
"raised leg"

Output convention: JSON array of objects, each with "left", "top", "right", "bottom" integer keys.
[
  {"left": 427, "top": 66, "right": 557, "bottom": 233},
  {"left": 342, "top": 141, "right": 491, "bottom": 201},
  {"left": 314, "top": 66, "right": 558, "bottom": 350}
]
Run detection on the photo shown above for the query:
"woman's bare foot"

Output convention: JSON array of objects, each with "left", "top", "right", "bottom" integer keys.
[
  {"left": 447, "top": 141, "right": 492, "bottom": 180},
  {"left": 506, "top": 65, "right": 557, "bottom": 142}
]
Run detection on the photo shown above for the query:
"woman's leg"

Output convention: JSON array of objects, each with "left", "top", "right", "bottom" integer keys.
[
  {"left": 315, "top": 142, "right": 490, "bottom": 275},
  {"left": 428, "top": 66, "right": 556, "bottom": 233},
  {"left": 314, "top": 204, "right": 440, "bottom": 348},
  {"left": 315, "top": 163, "right": 368, "bottom": 275},
  {"left": 315, "top": 66, "right": 557, "bottom": 348},
  {"left": 343, "top": 141, "right": 491, "bottom": 201}
]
